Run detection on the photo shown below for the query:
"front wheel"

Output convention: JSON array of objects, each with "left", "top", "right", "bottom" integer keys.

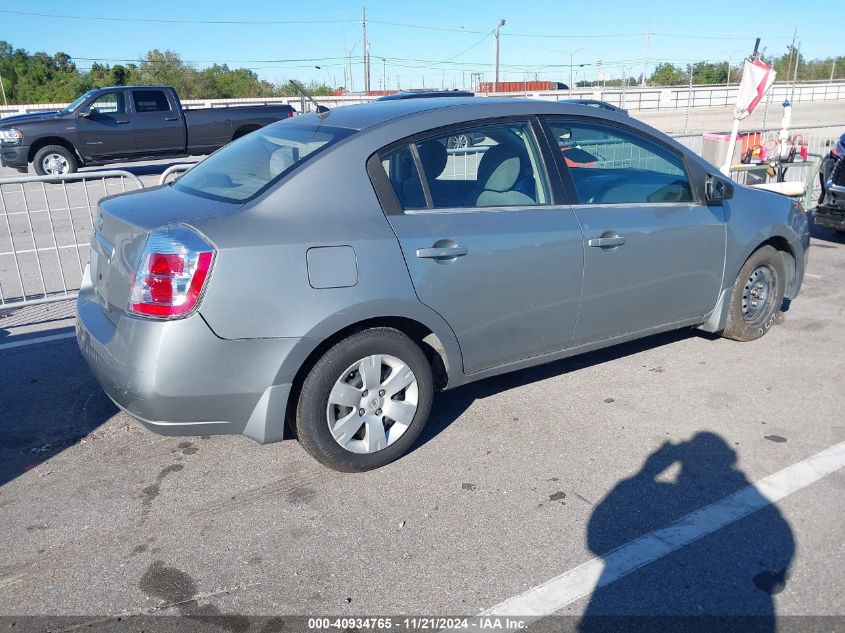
[
  {"left": 722, "top": 245, "right": 786, "bottom": 342},
  {"left": 295, "top": 328, "right": 434, "bottom": 472},
  {"left": 33, "top": 145, "right": 78, "bottom": 176}
]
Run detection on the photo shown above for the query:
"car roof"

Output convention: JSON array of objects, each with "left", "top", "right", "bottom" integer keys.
[
  {"left": 294, "top": 96, "right": 629, "bottom": 132},
  {"left": 92, "top": 85, "right": 174, "bottom": 91}
]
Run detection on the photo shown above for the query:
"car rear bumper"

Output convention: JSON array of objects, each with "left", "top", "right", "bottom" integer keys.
[
  {"left": 814, "top": 205, "right": 845, "bottom": 231},
  {"left": 76, "top": 266, "right": 311, "bottom": 444},
  {"left": 0, "top": 144, "right": 29, "bottom": 170}
]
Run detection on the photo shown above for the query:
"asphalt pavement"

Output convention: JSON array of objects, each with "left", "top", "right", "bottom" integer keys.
[{"left": 0, "top": 222, "right": 843, "bottom": 630}]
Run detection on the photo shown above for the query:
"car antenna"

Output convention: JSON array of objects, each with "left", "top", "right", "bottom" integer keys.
[{"left": 288, "top": 79, "right": 330, "bottom": 116}]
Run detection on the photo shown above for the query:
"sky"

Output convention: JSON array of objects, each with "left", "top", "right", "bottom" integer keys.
[{"left": 2, "top": 0, "right": 841, "bottom": 91}]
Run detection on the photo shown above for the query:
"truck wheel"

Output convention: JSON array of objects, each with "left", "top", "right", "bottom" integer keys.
[
  {"left": 722, "top": 245, "right": 785, "bottom": 342},
  {"left": 33, "top": 145, "right": 78, "bottom": 176},
  {"left": 232, "top": 126, "right": 259, "bottom": 141},
  {"left": 295, "top": 328, "right": 434, "bottom": 472}
]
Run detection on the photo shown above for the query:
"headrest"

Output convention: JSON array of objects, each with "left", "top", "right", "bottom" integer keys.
[
  {"left": 477, "top": 144, "right": 523, "bottom": 192},
  {"left": 269, "top": 147, "right": 296, "bottom": 177},
  {"left": 416, "top": 140, "right": 448, "bottom": 179}
]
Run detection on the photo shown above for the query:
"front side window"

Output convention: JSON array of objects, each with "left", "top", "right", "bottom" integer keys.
[
  {"left": 133, "top": 90, "right": 171, "bottom": 113},
  {"left": 174, "top": 123, "right": 354, "bottom": 203},
  {"left": 89, "top": 93, "right": 125, "bottom": 115},
  {"left": 380, "top": 120, "right": 550, "bottom": 211},
  {"left": 547, "top": 119, "right": 694, "bottom": 204}
]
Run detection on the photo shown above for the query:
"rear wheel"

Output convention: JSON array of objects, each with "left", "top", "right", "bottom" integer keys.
[
  {"left": 232, "top": 126, "right": 259, "bottom": 141},
  {"left": 295, "top": 328, "right": 434, "bottom": 472},
  {"left": 446, "top": 134, "right": 470, "bottom": 150},
  {"left": 722, "top": 245, "right": 786, "bottom": 342},
  {"left": 33, "top": 145, "right": 78, "bottom": 176}
]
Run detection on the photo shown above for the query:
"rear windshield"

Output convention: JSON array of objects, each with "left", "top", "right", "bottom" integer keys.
[{"left": 174, "top": 123, "right": 354, "bottom": 203}]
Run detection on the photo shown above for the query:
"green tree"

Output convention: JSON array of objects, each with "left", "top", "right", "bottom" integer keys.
[{"left": 649, "top": 63, "right": 688, "bottom": 86}]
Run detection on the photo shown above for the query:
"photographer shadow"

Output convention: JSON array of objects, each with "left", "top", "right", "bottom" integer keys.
[{"left": 579, "top": 432, "right": 794, "bottom": 633}]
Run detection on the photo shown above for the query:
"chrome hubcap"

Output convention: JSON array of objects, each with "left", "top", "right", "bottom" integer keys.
[
  {"left": 326, "top": 354, "right": 419, "bottom": 454},
  {"left": 42, "top": 153, "right": 69, "bottom": 175},
  {"left": 742, "top": 265, "right": 774, "bottom": 321}
]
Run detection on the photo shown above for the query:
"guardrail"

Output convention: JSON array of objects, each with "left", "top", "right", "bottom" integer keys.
[
  {"left": 0, "top": 170, "right": 143, "bottom": 310},
  {"left": 3, "top": 81, "right": 844, "bottom": 118}
]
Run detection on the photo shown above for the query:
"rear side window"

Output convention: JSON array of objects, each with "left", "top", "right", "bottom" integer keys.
[
  {"left": 546, "top": 119, "right": 693, "bottom": 204},
  {"left": 379, "top": 120, "right": 550, "bottom": 211},
  {"left": 133, "top": 90, "right": 172, "bottom": 113},
  {"left": 174, "top": 123, "right": 354, "bottom": 203},
  {"left": 380, "top": 145, "right": 426, "bottom": 210}
]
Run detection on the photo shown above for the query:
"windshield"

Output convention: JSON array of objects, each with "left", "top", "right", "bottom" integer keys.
[
  {"left": 62, "top": 90, "right": 97, "bottom": 113},
  {"left": 174, "top": 123, "right": 354, "bottom": 203}
]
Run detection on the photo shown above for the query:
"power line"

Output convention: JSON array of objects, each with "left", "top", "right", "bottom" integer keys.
[
  {"left": 2, "top": 10, "right": 804, "bottom": 42},
  {"left": 439, "top": 30, "right": 495, "bottom": 63},
  {"left": 0, "top": 9, "right": 355, "bottom": 25},
  {"left": 71, "top": 56, "right": 352, "bottom": 64}
]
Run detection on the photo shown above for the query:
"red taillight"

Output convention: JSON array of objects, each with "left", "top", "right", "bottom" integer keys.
[
  {"left": 288, "top": 110, "right": 295, "bottom": 118},
  {"left": 129, "top": 225, "right": 215, "bottom": 319}
]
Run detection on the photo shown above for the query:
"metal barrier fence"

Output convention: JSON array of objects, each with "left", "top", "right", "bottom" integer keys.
[
  {"left": 0, "top": 171, "right": 143, "bottom": 310},
  {"left": 158, "top": 164, "right": 194, "bottom": 185}
]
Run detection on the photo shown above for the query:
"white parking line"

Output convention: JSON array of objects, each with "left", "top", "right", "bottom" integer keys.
[
  {"left": 0, "top": 331, "right": 77, "bottom": 351},
  {"left": 458, "top": 440, "right": 845, "bottom": 626}
]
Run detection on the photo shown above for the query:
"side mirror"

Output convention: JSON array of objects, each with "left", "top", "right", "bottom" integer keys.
[
  {"left": 78, "top": 108, "right": 96, "bottom": 119},
  {"left": 705, "top": 175, "right": 733, "bottom": 203}
]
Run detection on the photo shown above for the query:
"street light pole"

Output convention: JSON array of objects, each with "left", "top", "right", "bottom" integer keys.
[
  {"left": 362, "top": 7, "right": 370, "bottom": 95},
  {"left": 494, "top": 19, "right": 506, "bottom": 92},
  {"left": 568, "top": 49, "right": 584, "bottom": 94},
  {"left": 722, "top": 50, "right": 739, "bottom": 88}
]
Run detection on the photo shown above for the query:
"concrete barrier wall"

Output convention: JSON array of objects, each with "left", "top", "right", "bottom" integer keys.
[{"left": 3, "top": 82, "right": 844, "bottom": 118}]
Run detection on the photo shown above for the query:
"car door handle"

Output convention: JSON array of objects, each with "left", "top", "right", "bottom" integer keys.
[
  {"left": 115, "top": 120, "right": 130, "bottom": 124},
  {"left": 164, "top": 117, "right": 178, "bottom": 121},
  {"left": 588, "top": 235, "right": 626, "bottom": 248},
  {"left": 416, "top": 245, "right": 468, "bottom": 259}
]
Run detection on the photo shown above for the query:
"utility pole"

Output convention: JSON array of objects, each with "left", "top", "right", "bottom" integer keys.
[
  {"left": 0, "top": 69, "right": 7, "bottom": 107},
  {"left": 494, "top": 19, "right": 506, "bottom": 92},
  {"left": 641, "top": 32, "right": 652, "bottom": 87},
  {"left": 362, "top": 7, "right": 370, "bottom": 95},
  {"left": 830, "top": 59, "right": 836, "bottom": 83}
]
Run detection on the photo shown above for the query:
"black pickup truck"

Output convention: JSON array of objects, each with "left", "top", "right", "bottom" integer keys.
[{"left": 0, "top": 85, "right": 295, "bottom": 175}]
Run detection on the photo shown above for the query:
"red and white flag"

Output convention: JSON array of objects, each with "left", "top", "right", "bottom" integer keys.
[{"left": 733, "top": 58, "right": 776, "bottom": 120}]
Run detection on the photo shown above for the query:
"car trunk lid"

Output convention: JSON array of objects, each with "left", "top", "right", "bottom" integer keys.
[{"left": 90, "top": 184, "right": 240, "bottom": 318}]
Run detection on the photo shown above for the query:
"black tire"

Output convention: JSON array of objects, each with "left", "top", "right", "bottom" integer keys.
[
  {"left": 722, "top": 245, "right": 786, "bottom": 342},
  {"left": 232, "top": 126, "right": 259, "bottom": 141},
  {"left": 32, "top": 144, "right": 78, "bottom": 176},
  {"left": 295, "top": 328, "right": 434, "bottom": 472},
  {"left": 446, "top": 134, "right": 470, "bottom": 150}
]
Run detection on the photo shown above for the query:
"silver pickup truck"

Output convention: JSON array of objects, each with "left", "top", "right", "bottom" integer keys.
[{"left": 0, "top": 85, "right": 296, "bottom": 175}]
